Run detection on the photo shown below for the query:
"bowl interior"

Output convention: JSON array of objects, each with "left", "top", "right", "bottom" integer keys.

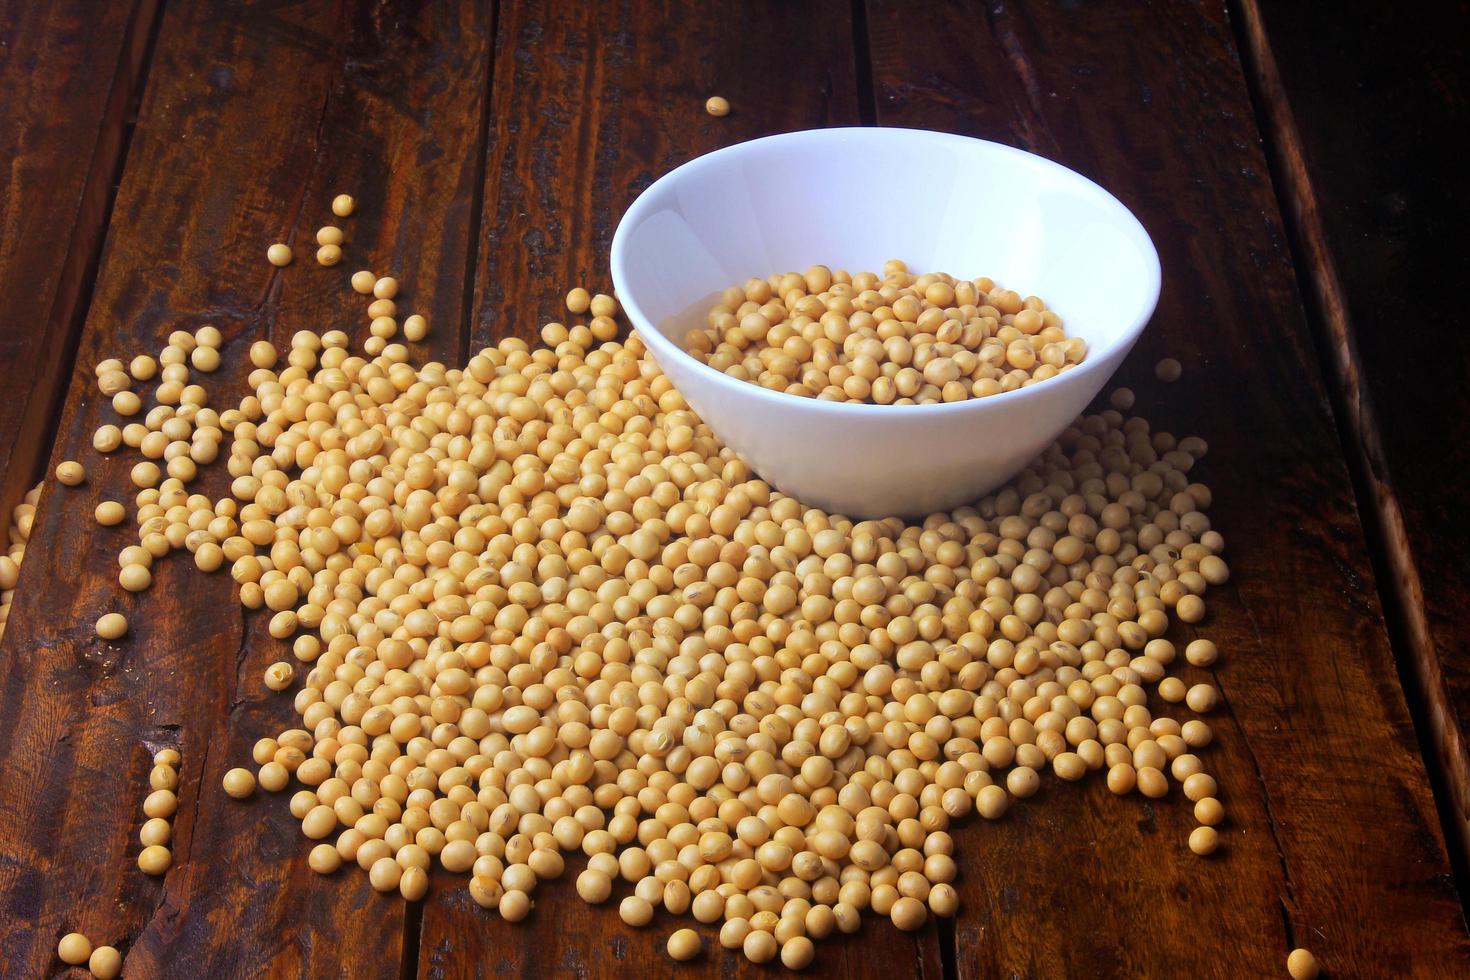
[{"left": 614, "top": 128, "right": 1159, "bottom": 364}]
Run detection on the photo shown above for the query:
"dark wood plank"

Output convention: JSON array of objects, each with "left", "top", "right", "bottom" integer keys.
[
  {"left": 0, "top": 0, "right": 157, "bottom": 531},
  {"left": 1236, "top": 0, "right": 1470, "bottom": 876},
  {"left": 416, "top": 2, "right": 946, "bottom": 976},
  {"left": 0, "top": 2, "right": 491, "bottom": 975},
  {"left": 864, "top": 0, "right": 1469, "bottom": 976}
]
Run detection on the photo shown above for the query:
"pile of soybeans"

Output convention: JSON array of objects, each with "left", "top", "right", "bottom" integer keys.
[
  {"left": 683, "top": 262, "right": 1086, "bottom": 404},
  {"left": 58, "top": 221, "right": 1227, "bottom": 970}
]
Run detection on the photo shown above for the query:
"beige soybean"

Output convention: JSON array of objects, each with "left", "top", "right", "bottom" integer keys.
[
  {"left": 1287, "top": 948, "right": 1320, "bottom": 980},
  {"left": 781, "top": 936, "right": 815, "bottom": 969},
  {"left": 112, "top": 391, "right": 142, "bottom": 416},
  {"left": 1188, "top": 826, "right": 1219, "bottom": 855},
  {"left": 192, "top": 346, "right": 221, "bottom": 372},
  {"left": 264, "top": 661, "right": 295, "bottom": 691},
  {"left": 139, "top": 817, "right": 171, "bottom": 847},
  {"left": 89, "top": 945, "right": 124, "bottom": 979},
  {"left": 667, "top": 928, "right": 701, "bottom": 961},
  {"left": 93, "top": 425, "right": 124, "bottom": 453},
  {"left": 97, "top": 371, "right": 130, "bottom": 396},
  {"left": 58, "top": 932, "right": 92, "bottom": 965},
  {"left": 95, "top": 613, "right": 127, "bottom": 640},
  {"left": 138, "top": 844, "right": 172, "bottom": 875},
  {"left": 309, "top": 843, "right": 342, "bottom": 874},
  {"left": 143, "top": 789, "right": 177, "bottom": 819},
  {"left": 223, "top": 767, "right": 256, "bottom": 798},
  {"left": 119, "top": 563, "right": 151, "bottom": 592}
]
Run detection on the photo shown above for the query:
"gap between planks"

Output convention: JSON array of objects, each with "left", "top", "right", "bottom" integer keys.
[{"left": 405, "top": 1, "right": 499, "bottom": 974}]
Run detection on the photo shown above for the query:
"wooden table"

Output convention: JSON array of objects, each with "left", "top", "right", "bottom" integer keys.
[{"left": 1, "top": 1, "right": 1466, "bottom": 976}]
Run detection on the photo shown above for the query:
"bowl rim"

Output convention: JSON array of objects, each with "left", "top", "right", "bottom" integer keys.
[{"left": 610, "top": 126, "right": 1161, "bottom": 418}]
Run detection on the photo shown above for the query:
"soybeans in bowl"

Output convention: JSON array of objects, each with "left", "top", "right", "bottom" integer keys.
[{"left": 684, "top": 261, "right": 1084, "bottom": 405}]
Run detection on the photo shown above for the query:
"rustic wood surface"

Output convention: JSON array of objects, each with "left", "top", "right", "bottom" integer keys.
[
  {"left": 865, "top": 1, "right": 1469, "bottom": 975},
  {"left": 0, "top": 0, "right": 157, "bottom": 526},
  {"left": 0, "top": 1, "right": 491, "bottom": 975},
  {"left": 1237, "top": 0, "right": 1470, "bottom": 879},
  {"left": 0, "top": 0, "right": 1466, "bottom": 977}
]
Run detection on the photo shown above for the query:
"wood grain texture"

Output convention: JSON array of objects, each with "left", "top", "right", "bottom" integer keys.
[
  {"left": 1, "top": 0, "right": 1466, "bottom": 977},
  {"left": 416, "top": 3, "right": 946, "bottom": 976},
  {"left": 468, "top": 0, "right": 861, "bottom": 350},
  {"left": 864, "top": 0, "right": 1469, "bottom": 976},
  {"left": 0, "top": 1, "right": 491, "bottom": 975},
  {"left": 0, "top": 0, "right": 157, "bottom": 529},
  {"left": 1236, "top": 0, "right": 1470, "bottom": 877}
]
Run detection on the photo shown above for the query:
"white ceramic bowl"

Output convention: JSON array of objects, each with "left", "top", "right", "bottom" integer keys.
[{"left": 611, "top": 127, "right": 1160, "bottom": 518}]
